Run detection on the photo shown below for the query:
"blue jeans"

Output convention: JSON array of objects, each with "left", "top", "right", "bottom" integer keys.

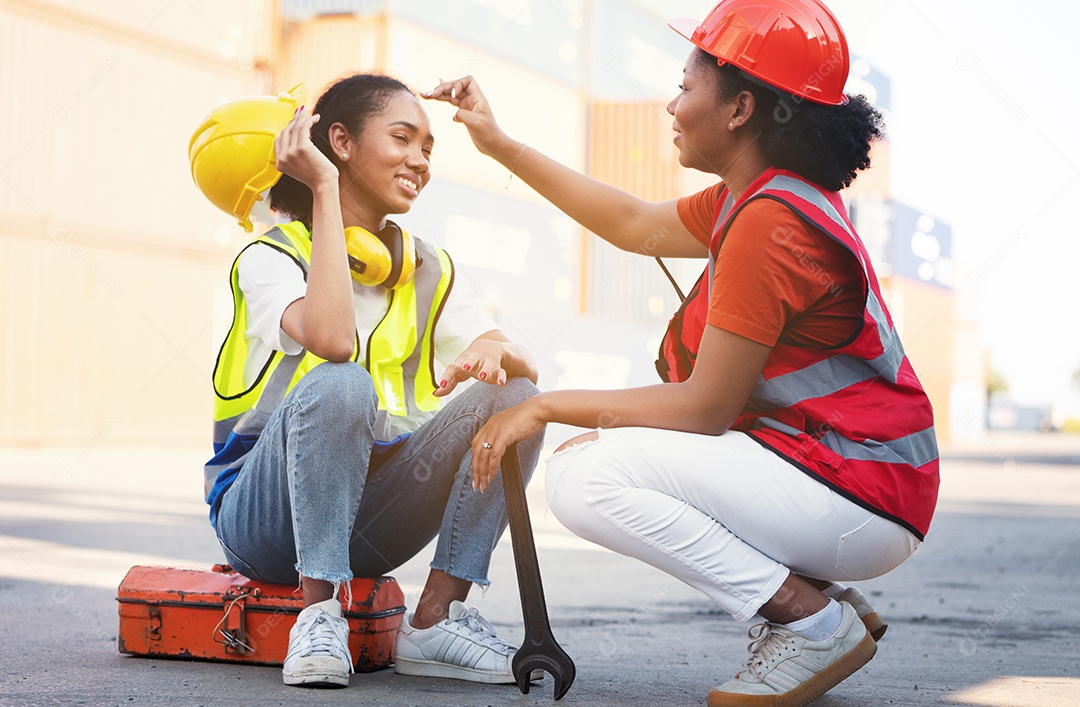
[{"left": 215, "top": 362, "right": 543, "bottom": 588}]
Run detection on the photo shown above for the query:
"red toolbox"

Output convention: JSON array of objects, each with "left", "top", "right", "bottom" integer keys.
[{"left": 117, "top": 564, "right": 406, "bottom": 671}]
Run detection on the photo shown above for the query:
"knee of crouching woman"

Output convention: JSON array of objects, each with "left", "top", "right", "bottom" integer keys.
[
  {"left": 544, "top": 437, "right": 605, "bottom": 537},
  {"left": 300, "top": 361, "right": 378, "bottom": 413}
]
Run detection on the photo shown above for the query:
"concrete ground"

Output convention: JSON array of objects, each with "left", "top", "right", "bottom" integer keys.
[{"left": 1, "top": 430, "right": 1078, "bottom": 706}]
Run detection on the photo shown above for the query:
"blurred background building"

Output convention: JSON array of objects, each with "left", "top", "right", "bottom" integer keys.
[{"left": 0, "top": 0, "right": 983, "bottom": 450}]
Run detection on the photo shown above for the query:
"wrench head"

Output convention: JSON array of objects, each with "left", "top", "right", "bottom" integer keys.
[{"left": 513, "top": 645, "right": 576, "bottom": 700}]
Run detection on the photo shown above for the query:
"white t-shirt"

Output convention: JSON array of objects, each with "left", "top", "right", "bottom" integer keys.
[{"left": 236, "top": 240, "right": 498, "bottom": 438}]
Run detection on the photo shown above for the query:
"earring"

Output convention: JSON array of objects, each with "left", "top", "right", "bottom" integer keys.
[
  {"left": 728, "top": 123, "right": 734, "bottom": 130},
  {"left": 341, "top": 153, "right": 349, "bottom": 160}
]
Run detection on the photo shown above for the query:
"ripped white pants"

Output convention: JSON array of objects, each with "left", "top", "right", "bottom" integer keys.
[{"left": 545, "top": 427, "right": 920, "bottom": 622}]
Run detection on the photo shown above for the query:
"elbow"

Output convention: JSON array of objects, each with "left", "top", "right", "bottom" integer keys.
[
  {"left": 704, "top": 407, "right": 741, "bottom": 436},
  {"left": 689, "top": 417, "right": 732, "bottom": 437},
  {"left": 678, "top": 385, "right": 739, "bottom": 436},
  {"left": 307, "top": 336, "right": 355, "bottom": 363},
  {"left": 322, "top": 348, "right": 355, "bottom": 364}
]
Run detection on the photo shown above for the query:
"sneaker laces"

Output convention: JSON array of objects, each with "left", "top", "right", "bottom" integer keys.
[
  {"left": 742, "top": 622, "right": 799, "bottom": 681},
  {"left": 448, "top": 606, "right": 515, "bottom": 653},
  {"left": 293, "top": 610, "right": 354, "bottom": 674}
]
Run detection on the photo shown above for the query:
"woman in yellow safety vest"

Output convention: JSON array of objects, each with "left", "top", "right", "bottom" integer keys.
[
  {"left": 202, "top": 73, "right": 544, "bottom": 690},
  {"left": 425, "top": 0, "right": 939, "bottom": 704}
]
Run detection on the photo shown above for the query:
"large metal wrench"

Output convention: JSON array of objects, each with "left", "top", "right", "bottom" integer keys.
[{"left": 501, "top": 443, "right": 576, "bottom": 700}]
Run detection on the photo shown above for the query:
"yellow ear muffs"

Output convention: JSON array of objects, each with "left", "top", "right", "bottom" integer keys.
[
  {"left": 344, "top": 226, "right": 392, "bottom": 287},
  {"left": 343, "top": 220, "right": 418, "bottom": 289},
  {"left": 381, "top": 221, "right": 417, "bottom": 289}
]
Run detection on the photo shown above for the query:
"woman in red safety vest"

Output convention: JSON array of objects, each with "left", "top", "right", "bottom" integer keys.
[{"left": 425, "top": 0, "right": 939, "bottom": 704}]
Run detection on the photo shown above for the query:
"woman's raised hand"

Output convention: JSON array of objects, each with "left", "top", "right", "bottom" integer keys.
[
  {"left": 422, "top": 76, "right": 511, "bottom": 158},
  {"left": 273, "top": 107, "right": 338, "bottom": 189}
]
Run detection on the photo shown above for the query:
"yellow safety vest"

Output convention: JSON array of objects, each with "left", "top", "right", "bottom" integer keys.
[{"left": 205, "top": 220, "right": 454, "bottom": 496}]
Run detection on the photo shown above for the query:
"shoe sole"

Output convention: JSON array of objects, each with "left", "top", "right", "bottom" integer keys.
[
  {"left": 860, "top": 610, "right": 888, "bottom": 642},
  {"left": 282, "top": 672, "right": 349, "bottom": 688},
  {"left": 395, "top": 656, "right": 516, "bottom": 684},
  {"left": 707, "top": 632, "right": 878, "bottom": 707},
  {"left": 394, "top": 657, "right": 544, "bottom": 684}
]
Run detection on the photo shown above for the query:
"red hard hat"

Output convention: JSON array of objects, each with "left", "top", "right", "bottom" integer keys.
[{"left": 669, "top": 0, "right": 850, "bottom": 105}]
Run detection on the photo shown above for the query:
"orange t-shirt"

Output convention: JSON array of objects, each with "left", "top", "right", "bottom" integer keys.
[{"left": 676, "top": 183, "right": 865, "bottom": 348}]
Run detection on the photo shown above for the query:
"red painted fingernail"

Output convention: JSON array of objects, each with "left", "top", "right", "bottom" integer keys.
[
  {"left": 440, "top": 380, "right": 447, "bottom": 387},
  {"left": 479, "top": 372, "right": 487, "bottom": 380},
  {"left": 462, "top": 364, "right": 471, "bottom": 371},
  {"left": 498, "top": 378, "right": 505, "bottom": 386}
]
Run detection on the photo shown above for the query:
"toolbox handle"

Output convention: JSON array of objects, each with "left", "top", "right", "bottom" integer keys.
[{"left": 213, "top": 592, "right": 255, "bottom": 655}]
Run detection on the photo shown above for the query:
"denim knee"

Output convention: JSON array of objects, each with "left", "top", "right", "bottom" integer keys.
[{"left": 295, "top": 362, "right": 378, "bottom": 417}]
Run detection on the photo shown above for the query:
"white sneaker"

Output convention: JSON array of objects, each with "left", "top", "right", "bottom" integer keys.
[
  {"left": 708, "top": 601, "right": 876, "bottom": 706},
  {"left": 394, "top": 600, "right": 523, "bottom": 684},
  {"left": 839, "top": 587, "right": 887, "bottom": 642},
  {"left": 282, "top": 598, "right": 352, "bottom": 687}
]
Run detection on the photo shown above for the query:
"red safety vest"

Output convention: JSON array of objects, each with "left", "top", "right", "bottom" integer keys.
[{"left": 657, "top": 169, "right": 939, "bottom": 539}]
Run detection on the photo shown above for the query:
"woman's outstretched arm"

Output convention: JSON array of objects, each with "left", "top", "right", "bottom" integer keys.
[
  {"left": 468, "top": 324, "right": 772, "bottom": 490},
  {"left": 424, "top": 76, "right": 707, "bottom": 259}
]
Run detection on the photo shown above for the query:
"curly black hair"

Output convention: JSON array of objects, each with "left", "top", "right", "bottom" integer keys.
[
  {"left": 692, "top": 49, "right": 885, "bottom": 192},
  {"left": 269, "top": 73, "right": 412, "bottom": 228}
]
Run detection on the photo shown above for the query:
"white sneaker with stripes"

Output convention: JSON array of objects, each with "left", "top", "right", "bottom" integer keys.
[{"left": 394, "top": 600, "right": 521, "bottom": 683}]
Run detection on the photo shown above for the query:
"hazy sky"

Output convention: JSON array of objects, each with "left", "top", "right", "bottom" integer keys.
[{"left": 656, "top": 0, "right": 1080, "bottom": 410}]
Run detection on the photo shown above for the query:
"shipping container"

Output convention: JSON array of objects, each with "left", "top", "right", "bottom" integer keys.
[
  {"left": 4, "top": 0, "right": 276, "bottom": 63},
  {"left": 585, "top": 100, "right": 684, "bottom": 324},
  {"left": 0, "top": 1, "right": 277, "bottom": 445}
]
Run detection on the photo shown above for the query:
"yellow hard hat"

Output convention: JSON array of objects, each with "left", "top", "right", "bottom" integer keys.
[{"left": 188, "top": 84, "right": 306, "bottom": 232}]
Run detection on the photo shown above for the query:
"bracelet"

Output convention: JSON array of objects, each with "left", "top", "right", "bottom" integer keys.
[{"left": 505, "top": 142, "right": 527, "bottom": 190}]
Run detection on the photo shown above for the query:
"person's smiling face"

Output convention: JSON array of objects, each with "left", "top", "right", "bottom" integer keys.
[{"left": 344, "top": 90, "right": 434, "bottom": 219}]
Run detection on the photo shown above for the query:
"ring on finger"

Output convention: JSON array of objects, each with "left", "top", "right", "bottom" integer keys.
[{"left": 481, "top": 442, "right": 493, "bottom": 450}]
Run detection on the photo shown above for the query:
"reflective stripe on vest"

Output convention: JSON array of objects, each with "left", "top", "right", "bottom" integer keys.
[
  {"left": 366, "top": 248, "right": 452, "bottom": 420},
  {"left": 205, "top": 221, "right": 453, "bottom": 496}
]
